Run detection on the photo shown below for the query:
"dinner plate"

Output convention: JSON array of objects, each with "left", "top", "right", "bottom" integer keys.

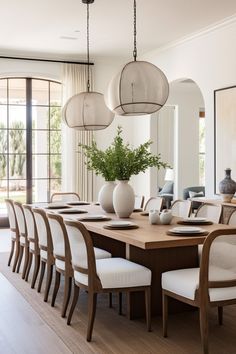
[
  {"left": 67, "top": 201, "right": 90, "bottom": 206},
  {"left": 80, "top": 214, "right": 107, "bottom": 220},
  {"left": 58, "top": 208, "right": 88, "bottom": 214},
  {"left": 169, "top": 226, "right": 205, "bottom": 234},
  {"left": 182, "top": 217, "right": 207, "bottom": 223},
  {"left": 46, "top": 204, "right": 69, "bottom": 209},
  {"left": 107, "top": 221, "right": 133, "bottom": 227}
]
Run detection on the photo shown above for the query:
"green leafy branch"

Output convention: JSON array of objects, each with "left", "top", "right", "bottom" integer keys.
[{"left": 79, "top": 126, "right": 169, "bottom": 181}]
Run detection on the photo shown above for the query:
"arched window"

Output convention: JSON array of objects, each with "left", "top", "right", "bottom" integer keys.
[{"left": 0, "top": 77, "right": 62, "bottom": 209}]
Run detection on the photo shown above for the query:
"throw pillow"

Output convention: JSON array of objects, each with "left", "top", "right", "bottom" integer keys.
[{"left": 189, "top": 191, "right": 204, "bottom": 198}]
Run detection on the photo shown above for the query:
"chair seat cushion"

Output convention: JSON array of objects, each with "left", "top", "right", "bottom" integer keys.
[
  {"left": 20, "top": 236, "right": 27, "bottom": 245},
  {"left": 162, "top": 267, "right": 236, "bottom": 302},
  {"left": 94, "top": 247, "right": 111, "bottom": 260},
  {"left": 74, "top": 257, "right": 151, "bottom": 289},
  {"left": 40, "top": 249, "right": 47, "bottom": 260},
  {"left": 55, "top": 259, "right": 65, "bottom": 271}
]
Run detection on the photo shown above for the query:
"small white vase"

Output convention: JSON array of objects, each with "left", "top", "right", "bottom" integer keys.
[
  {"left": 113, "top": 180, "right": 135, "bottom": 218},
  {"left": 98, "top": 181, "right": 116, "bottom": 213}
]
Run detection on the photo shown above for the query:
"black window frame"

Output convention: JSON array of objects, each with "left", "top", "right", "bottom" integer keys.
[{"left": 0, "top": 77, "right": 62, "bottom": 204}]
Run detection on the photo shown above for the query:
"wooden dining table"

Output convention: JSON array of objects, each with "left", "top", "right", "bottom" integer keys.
[{"left": 43, "top": 203, "right": 235, "bottom": 318}]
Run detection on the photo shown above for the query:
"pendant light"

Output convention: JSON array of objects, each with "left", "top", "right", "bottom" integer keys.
[
  {"left": 62, "top": 0, "right": 114, "bottom": 130},
  {"left": 105, "top": 0, "right": 169, "bottom": 116}
]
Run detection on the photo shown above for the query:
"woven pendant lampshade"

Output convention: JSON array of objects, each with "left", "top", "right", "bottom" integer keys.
[
  {"left": 62, "top": 0, "right": 114, "bottom": 130},
  {"left": 105, "top": 0, "right": 169, "bottom": 116},
  {"left": 62, "top": 91, "right": 114, "bottom": 130}
]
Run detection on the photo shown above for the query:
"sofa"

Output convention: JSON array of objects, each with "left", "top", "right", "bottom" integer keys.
[
  {"left": 158, "top": 181, "right": 174, "bottom": 209},
  {"left": 183, "top": 186, "right": 205, "bottom": 210}
]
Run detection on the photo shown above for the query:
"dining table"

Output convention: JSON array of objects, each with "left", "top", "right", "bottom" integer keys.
[{"left": 41, "top": 202, "right": 235, "bottom": 319}]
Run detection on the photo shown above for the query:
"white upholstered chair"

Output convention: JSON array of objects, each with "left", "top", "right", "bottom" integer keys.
[
  {"left": 47, "top": 213, "right": 112, "bottom": 317},
  {"left": 227, "top": 209, "right": 236, "bottom": 228},
  {"left": 144, "top": 196, "right": 163, "bottom": 212},
  {"left": 32, "top": 208, "right": 55, "bottom": 302},
  {"left": 65, "top": 220, "right": 152, "bottom": 342},
  {"left": 195, "top": 203, "right": 222, "bottom": 223},
  {"left": 50, "top": 192, "right": 80, "bottom": 203},
  {"left": 162, "top": 228, "right": 236, "bottom": 354},
  {"left": 5, "top": 199, "right": 19, "bottom": 272},
  {"left": 171, "top": 199, "right": 192, "bottom": 218},
  {"left": 196, "top": 203, "right": 222, "bottom": 260},
  {"left": 22, "top": 204, "right": 40, "bottom": 287},
  {"left": 134, "top": 195, "right": 144, "bottom": 209},
  {"left": 14, "top": 201, "right": 29, "bottom": 279}
]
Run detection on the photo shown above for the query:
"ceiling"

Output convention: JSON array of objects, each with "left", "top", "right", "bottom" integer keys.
[{"left": 1, "top": 0, "right": 236, "bottom": 61}]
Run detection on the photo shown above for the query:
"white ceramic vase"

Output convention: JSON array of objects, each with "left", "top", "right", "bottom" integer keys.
[
  {"left": 98, "top": 181, "right": 116, "bottom": 213},
  {"left": 113, "top": 180, "right": 135, "bottom": 218}
]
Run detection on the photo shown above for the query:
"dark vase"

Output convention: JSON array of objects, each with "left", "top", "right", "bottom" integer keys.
[{"left": 219, "top": 168, "right": 236, "bottom": 202}]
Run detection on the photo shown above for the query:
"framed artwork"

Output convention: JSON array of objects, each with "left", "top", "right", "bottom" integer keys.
[{"left": 214, "top": 85, "right": 236, "bottom": 193}]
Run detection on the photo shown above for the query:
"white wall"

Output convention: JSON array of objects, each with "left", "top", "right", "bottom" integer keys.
[
  {"left": 166, "top": 81, "right": 204, "bottom": 198},
  {"left": 0, "top": 58, "right": 61, "bottom": 80},
  {"left": 142, "top": 17, "right": 236, "bottom": 197}
]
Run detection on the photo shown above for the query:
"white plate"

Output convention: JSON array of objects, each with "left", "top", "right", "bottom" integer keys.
[
  {"left": 170, "top": 226, "right": 204, "bottom": 233},
  {"left": 107, "top": 221, "right": 134, "bottom": 227},
  {"left": 47, "top": 204, "right": 68, "bottom": 209},
  {"left": 83, "top": 215, "right": 107, "bottom": 220},
  {"left": 183, "top": 217, "right": 207, "bottom": 223}
]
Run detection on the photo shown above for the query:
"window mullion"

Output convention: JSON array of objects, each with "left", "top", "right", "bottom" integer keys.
[{"left": 26, "top": 78, "right": 32, "bottom": 203}]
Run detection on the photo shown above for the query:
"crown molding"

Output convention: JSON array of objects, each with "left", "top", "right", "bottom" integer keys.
[{"left": 145, "top": 14, "right": 236, "bottom": 57}]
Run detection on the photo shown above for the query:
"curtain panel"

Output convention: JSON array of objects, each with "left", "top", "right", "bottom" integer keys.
[{"left": 61, "top": 63, "right": 93, "bottom": 201}]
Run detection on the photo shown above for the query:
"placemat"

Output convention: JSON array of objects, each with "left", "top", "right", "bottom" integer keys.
[
  {"left": 166, "top": 230, "right": 208, "bottom": 236},
  {"left": 58, "top": 209, "right": 88, "bottom": 214},
  {"left": 103, "top": 224, "right": 139, "bottom": 230},
  {"left": 79, "top": 217, "right": 111, "bottom": 222},
  {"left": 177, "top": 220, "right": 213, "bottom": 226}
]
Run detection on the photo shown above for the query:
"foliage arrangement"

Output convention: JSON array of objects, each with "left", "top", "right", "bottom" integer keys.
[{"left": 79, "top": 126, "right": 169, "bottom": 181}]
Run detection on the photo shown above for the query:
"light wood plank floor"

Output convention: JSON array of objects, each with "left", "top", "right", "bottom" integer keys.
[{"left": 1, "top": 228, "right": 236, "bottom": 354}]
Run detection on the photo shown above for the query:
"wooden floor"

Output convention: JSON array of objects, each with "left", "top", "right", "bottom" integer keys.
[{"left": 1, "top": 229, "right": 236, "bottom": 354}]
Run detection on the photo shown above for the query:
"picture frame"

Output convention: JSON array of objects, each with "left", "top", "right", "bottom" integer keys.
[{"left": 214, "top": 85, "right": 236, "bottom": 194}]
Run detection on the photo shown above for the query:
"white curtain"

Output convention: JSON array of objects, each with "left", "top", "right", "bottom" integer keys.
[{"left": 61, "top": 63, "right": 94, "bottom": 201}]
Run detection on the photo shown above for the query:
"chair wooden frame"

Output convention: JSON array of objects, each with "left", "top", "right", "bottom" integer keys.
[
  {"left": 65, "top": 220, "right": 151, "bottom": 342},
  {"left": 22, "top": 204, "right": 40, "bottom": 288},
  {"left": 170, "top": 199, "right": 192, "bottom": 218},
  {"left": 50, "top": 192, "right": 80, "bottom": 203},
  {"left": 144, "top": 196, "right": 164, "bottom": 212},
  {"left": 5, "top": 199, "right": 20, "bottom": 272},
  {"left": 195, "top": 202, "right": 222, "bottom": 223},
  {"left": 47, "top": 213, "right": 73, "bottom": 317},
  {"left": 32, "top": 208, "right": 55, "bottom": 302},
  {"left": 135, "top": 195, "right": 145, "bottom": 209},
  {"left": 162, "top": 228, "right": 236, "bottom": 354},
  {"left": 13, "top": 201, "right": 29, "bottom": 279}
]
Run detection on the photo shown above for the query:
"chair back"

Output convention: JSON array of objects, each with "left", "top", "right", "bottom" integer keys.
[
  {"left": 5, "top": 199, "right": 17, "bottom": 231},
  {"left": 200, "top": 229, "right": 236, "bottom": 299},
  {"left": 50, "top": 192, "right": 80, "bottom": 203},
  {"left": 144, "top": 197, "right": 163, "bottom": 212},
  {"left": 23, "top": 204, "right": 39, "bottom": 247},
  {"left": 171, "top": 200, "right": 192, "bottom": 218},
  {"left": 47, "top": 213, "right": 71, "bottom": 266},
  {"left": 32, "top": 208, "right": 53, "bottom": 252},
  {"left": 14, "top": 202, "right": 26, "bottom": 237},
  {"left": 134, "top": 195, "right": 144, "bottom": 209},
  {"left": 196, "top": 203, "right": 222, "bottom": 223},
  {"left": 64, "top": 220, "right": 99, "bottom": 289},
  {"left": 228, "top": 209, "right": 236, "bottom": 226}
]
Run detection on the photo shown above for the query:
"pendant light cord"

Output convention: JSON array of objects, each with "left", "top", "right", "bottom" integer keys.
[
  {"left": 133, "top": 0, "right": 137, "bottom": 61},
  {"left": 87, "top": 3, "right": 90, "bottom": 91}
]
